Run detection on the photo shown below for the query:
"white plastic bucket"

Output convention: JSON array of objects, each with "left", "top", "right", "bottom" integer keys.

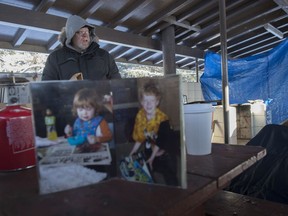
[{"left": 184, "top": 103, "right": 214, "bottom": 155}]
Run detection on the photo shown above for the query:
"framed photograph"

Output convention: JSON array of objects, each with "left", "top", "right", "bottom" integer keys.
[{"left": 30, "top": 75, "right": 186, "bottom": 194}]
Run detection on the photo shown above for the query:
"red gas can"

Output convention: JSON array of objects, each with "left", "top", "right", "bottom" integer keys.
[
  {"left": 0, "top": 76, "right": 36, "bottom": 171},
  {"left": 0, "top": 105, "right": 36, "bottom": 171}
]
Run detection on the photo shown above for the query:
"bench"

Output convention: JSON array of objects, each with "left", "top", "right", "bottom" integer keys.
[{"left": 204, "top": 190, "right": 288, "bottom": 216}]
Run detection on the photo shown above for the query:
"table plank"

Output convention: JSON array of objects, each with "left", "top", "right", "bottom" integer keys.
[
  {"left": 205, "top": 190, "right": 288, "bottom": 216},
  {"left": 170, "top": 174, "right": 217, "bottom": 215},
  {"left": 0, "top": 168, "right": 216, "bottom": 216},
  {"left": 211, "top": 143, "right": 266, "bottom": 161},
  {"left": 0, "top": 144, "right": 266, "bottom": 216},
  {"left": 0, "top": 168, "right": 38, "bottom": 202},
  {"left": 186, "top": 143, "right": 266, "bottom": 188}
]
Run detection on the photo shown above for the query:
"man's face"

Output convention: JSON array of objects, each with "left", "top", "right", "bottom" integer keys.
[{"left": 72, "top": 27, "right": 91, "bottom": 51}]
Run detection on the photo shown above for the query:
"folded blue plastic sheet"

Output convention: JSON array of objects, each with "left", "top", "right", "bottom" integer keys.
[{"left": 201, "top": 38, "right": 288, "bottom": 124}]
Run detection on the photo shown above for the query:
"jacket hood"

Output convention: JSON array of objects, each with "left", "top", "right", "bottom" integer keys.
[{"left": 58, "top": 15, "right": 99, "bottom": 50}]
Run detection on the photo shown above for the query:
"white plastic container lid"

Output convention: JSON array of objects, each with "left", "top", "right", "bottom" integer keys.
[{"left": 184, "top": 103, "right": 214, "bottom": 113}]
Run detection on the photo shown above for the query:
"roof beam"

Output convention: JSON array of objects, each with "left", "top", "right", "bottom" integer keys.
[
  {"left": 127, "top": 50, "right": 148, "bottom": 61},
  {"left": 264, "top": 23, "right": 284, "bottom": 39},
  {"left": 132, "top": 0, "right": 194, "bottom": 34},
  {"left": 12, "top": 0, "right": 56, "bottom": 47},
  {"left": 112, "top": 47, "right": 131, "bottom": 59},
  {"left": 101, "top": 44, "right": 117, "bottom": 52},
  {"left": 34, "top": 0, "right": 57, "bottom": 12},
  {"left": 0, "top": 4, "right": 65, "bottom": 34},
  {"left": 177, "top": 0, "right": 217, "bottom": 22},
  {"left": 0, "top": 41, "right": 48, "bottom": 53},
  {"left": 91, "top": 22, "right": 204, "bottom": 59},
  {"left": 13, "top": 29, "right": 30, "bottom": 47},
  {"left": 138, "top": 51, "right": 156, "bottom": 63},
  {"left": 163, "top": 16, "right": 200, "bottom": 32},
  {"left": 47, "top": 35, "right": 60, "bottom": 51},
  {"left": 180, "top": 60, "right": 194, "bottom": 69},
  {"left": 145, "top": 0, "right": 217, "bottom": 38},
  {"left": 0, "top": 3, "right": 204, "bottom": 58},
  {"left": 233, "top": 38, "right": 283, "bottom": 58},
  {"left": 176, "top": 57, "right": 190, "bottom": 64},
  {"left": 106, "top": 0, "right": 152, "bottom": 28},
  {"left": 78, "top": 0, "right": 104, "bottom": 18},
  {"left": 274, "top": 0, "right": 288, "bottom": 14},
  {"left": 199, "top": 10, "right": 286, "bottom": 51},
  {"left": 153, "top": 55, "right": 163, "bottom": 65},
  {"left": 183, "top": 0, "right": 278, "bottom": 48}
]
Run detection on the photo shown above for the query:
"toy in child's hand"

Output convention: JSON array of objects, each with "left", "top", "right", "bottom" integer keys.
[
  {"left": 67, "top": 136, "right": 85, "bottom": 146},
  {"left": 64, "top": 124, "right": 73, "bottom": 137},
  {"left": 87, "top": 135, "right": 100, "bottom": 144}
]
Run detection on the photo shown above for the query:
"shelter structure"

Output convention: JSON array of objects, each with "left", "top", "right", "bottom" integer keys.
[
  {"left": 0, "top": 0, "right": 288, "bottom": 143},
  {"left": 0, "top": 0, "right": 287, "bottom": 73}
]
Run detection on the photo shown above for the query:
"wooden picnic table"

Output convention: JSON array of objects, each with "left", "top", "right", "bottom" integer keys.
[{"left": 0, "top": 143, "right": 266, "bottom": 216}]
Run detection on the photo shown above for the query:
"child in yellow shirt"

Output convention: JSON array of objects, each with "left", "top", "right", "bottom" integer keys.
[{"left": 130, "top": 81, "right": 178, "bottom": 186}]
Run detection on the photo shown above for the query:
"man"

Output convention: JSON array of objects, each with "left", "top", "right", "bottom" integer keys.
[{"left": 42, "top": 15, "right": 121, "bottom": 80}]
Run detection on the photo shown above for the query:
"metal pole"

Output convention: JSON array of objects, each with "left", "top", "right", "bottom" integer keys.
[
  {"left": 219, "top": 0, "right": 230, "bottom": 144},
  {"left": 195, "top": 58, "right": 199, "bottom": 82}
]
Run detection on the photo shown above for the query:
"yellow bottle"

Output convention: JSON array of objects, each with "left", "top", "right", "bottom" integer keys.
[{"left": 45, "top": 109, "right": 58, "bottom": 141}]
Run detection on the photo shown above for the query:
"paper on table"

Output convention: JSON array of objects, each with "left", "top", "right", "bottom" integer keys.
[{"left": 39, "top": 164, "right": 107, "bottom": 194}]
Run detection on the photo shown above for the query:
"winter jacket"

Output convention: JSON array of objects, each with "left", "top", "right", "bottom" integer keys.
[
  {"left": 42, "top": 15, "right": 120, "bottom": 80},
  {"left": 42, "top": 42, "right": 120, "bottom": 80}
]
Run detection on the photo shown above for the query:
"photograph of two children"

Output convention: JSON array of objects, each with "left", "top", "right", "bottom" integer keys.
[{"left": 30, "top": 75, "right": 186, "bottom": 194}]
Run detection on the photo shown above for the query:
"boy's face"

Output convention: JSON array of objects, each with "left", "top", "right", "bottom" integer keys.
[
  {"left": 77, "top": 106, "right": 95, "bottom": 121},
  {"left": 141, "top": 94, "right": 159, "bottom": 116}
]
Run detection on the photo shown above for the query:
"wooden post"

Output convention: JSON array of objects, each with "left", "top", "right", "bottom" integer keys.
[{"left": 161, "top": 25, "right": 176, "bottom": 75}]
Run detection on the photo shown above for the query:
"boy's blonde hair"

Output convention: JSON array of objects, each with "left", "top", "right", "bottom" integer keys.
[
  {"left": 139, "top": 80, "right": 161, "bottom": 101},
  {"left": 72, "top": 88, "right": 102, "bottom": 116}
]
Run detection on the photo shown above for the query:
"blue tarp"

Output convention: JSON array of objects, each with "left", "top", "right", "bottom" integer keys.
[{"left": 201, "top": 38, "right": 288, "bottom": 124}]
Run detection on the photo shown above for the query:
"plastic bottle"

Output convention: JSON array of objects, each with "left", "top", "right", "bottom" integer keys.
[{"left": 45, "top": 109, "right": 58, "bottom": 140}]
